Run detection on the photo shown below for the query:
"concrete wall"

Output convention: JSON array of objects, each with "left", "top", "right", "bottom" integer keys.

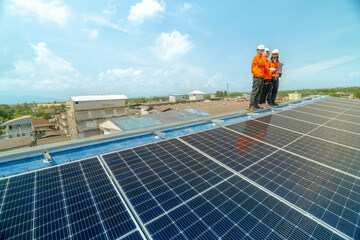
[
  {"left": 189, "top": 94, "right": 204, "bottom": 100},
  {"left": 169, "top": 95, "right": 186, "bottom": 102},
  {"left": 5, "top": 123, "right": 33, "bottom": 139}
]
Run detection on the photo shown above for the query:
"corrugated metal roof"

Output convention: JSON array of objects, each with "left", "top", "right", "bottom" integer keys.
[
  {"left": 169, "top": 94, "right": 186, "bottom": 96},
  {"left": 71, "top": 95, "right": 128, "bottom": 101},
  {"left": 102, "top": 108, "right": 211, "bottom": 131},
  {"left": 2, "top": 116, "right": 32, "bottom": 126},
  {"left": 188, "top": 90, "right": 204, "bottom": 95}
]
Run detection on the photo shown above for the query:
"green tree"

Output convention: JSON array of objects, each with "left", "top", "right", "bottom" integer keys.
[
  {"left": 215, "top": 91, "right": 224, "bottom": 97},
  {"left": 224, "top": 91, "right": 228, "bottom": 97}
]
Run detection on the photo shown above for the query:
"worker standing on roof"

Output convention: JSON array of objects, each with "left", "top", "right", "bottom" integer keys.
[
  {"left": 249, "top": 44, "right": 267, "bottom": 111},
  {"left": 259, "top": 48, "right": 272, "bottom": 106},
  {"left": 267, "top": 49, "right": 282, "bottom": 106}
]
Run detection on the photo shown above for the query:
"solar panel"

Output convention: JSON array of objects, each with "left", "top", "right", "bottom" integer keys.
[
  {"left": 308, "top": 127, "right": 360, "bottom": 149},
  {"left": 292, "top": 106, "right": 339, "bottom": 118},
  {"left": 225, "top": 119, "right": 302, "bottom": 148},
  {"left": 255, "top": 114, "right": 319, "bottom": 134},
  {"left": 241, "top": 150, "right": 360, "bottom": 239},
  {"left": 101, "top": 139, "right": 343, "bottom": 239},
  {"left": 0, "top": 157, "right": 144, "bottom": 240},
  {"left": 277, "top": 109, "right": 330, "bottom": 125},
  {"left": 180, "top": 128, "right": 277, "bottom": 172},
  {"left": 1, "top": 97, "right": 359, "bottom": 240},
  {"left": 335, "top": 114, "right": 360, "bottom": 123},
  {"left": 324, "top": 119, "right": 360, "bottom": 134},
  {"left": 284, "top": 136, "right": 360, "bottom": 178}
]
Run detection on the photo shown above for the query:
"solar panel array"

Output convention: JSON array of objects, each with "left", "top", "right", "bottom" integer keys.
[{"left": 1, "top": 97, "right": 359, "bottom": 240}]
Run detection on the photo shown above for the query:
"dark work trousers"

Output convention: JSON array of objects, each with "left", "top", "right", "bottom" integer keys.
[
  {"left": 249, "top": 76, "right": 264, "bottom": 107},
  {"left": 267, "top": 78, "right": 279, "bottom": 104},
  {"left": 259, "top": 79, "right": 271, "bottom": 104}
]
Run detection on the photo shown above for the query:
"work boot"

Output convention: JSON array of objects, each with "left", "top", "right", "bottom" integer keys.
[
  {"left": 254, "top": 105, "right": 263, "bottom": 109},
  {"left": 268, "top": 103, "right": 274, "bottom": 107},
  {"left": 273, "top": 103, "right": 279, "bottom": 106}
]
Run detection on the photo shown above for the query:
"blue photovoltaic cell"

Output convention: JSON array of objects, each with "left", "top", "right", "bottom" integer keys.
[
  {"left": 225, "top": 119, "right": 302, "bottom": 148},
  {"left": 308, "top": 126, "right": 360, "bottom": 149},
  {"left": 0, "top": 157, "right": 141, "bottom": 240},
  {"left": 285, "top": 136, "right": 360, "bottom": 177},
  {"left": 277, "top": 110, "right": 330, "bottom": 125},
  {"left": 325, "top": 119, "right": 360, "bottom": 134},
  {"left": 180, "top": 127, "right": 277, "bottom": 172},
  {"left": 255, "top": 114, "right": 319, "bottom": 134},
  {"left": 241, "top": 150, "right": 360, "bottom": 239},
  {"left": 294, "top": 106, "right": 339, "bottom": 118},
  {"left": 102, "top": 138, "right": 343, "bottom": 240}
]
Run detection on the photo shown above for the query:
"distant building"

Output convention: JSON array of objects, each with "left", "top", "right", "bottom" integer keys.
[
  {"left": 68, "top": 95, "right": 128, "bottom": 139},
  {"left": 2, "top": 116, "right": 34, "bottom": 139},
  {"left": 54, "top": 110, "right": 69, "bottom": 136},
  {"left": 169, "top": 94, "right": 186, "bottom": 102},
  {"left": 188, "top": 90, "right": 205, "bottom": 101},
  {"left": 289, "top": 93, "right": 302, "bottom": 100},
  {"left": 32, "top": 119, "right": 56, "bottom": 139},
  {"left": 99, "top": 108, "right": 211, "bottom": 135}
]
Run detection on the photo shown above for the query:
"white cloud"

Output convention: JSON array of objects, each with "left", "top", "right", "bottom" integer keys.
[
  {"left": 102, "top": 4, "right": 117, "bottom": 15},
  {"left": 12, "top": 42, "right": 82, "bottom": 90},
  {"left": 128, "top": 0, "right": 165, "bottom": 23},
  {"left": 84, "top": 15, "right": 127, "bottom": 32},
  {"left": 98, "top": 68, "right": 143, "bottom": 80},
  {"left": 152, "top": 30, "right": 192, "bottom": 60},
  {"left": 288, "top": 55, "right": 359, "bottom": 77},
  {"left": 181, "top": 3, "right": 193, "bottom": 11},
  {"left": 82, "top": 28, "right": 99, "bottom": 39},
  {"left": 349, "top": 71, "right": 360, "bottom": 77},
  {"left": 8, "top": 0, "right": 70, "bottom": 26}
]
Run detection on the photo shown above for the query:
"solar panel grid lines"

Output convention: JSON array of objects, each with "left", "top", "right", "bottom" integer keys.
[
  {"left": 125, "top": 143, "right": 212, "bottom": 239},
  {"left": 301, "top": 105, "right": 360, "bottom": 118},
  {"left": 272, "top": 111, "right": 360, "bottom": 135},
  {"left": 0, "top": 157, "right": 145, "bottom": 240},
  {"left": 225, "top": 119, "right": 303, "bottom": 148},
  {"left": 176, "top": 137, "right": 349, "bottom": 240},
  {"left": 32, "top": 170, "right": 36, "bottom": 240},
  {"left": 308, "top": 127, "right": 360, "bottom": 150},
  {"left": 254, "top": 114, "right": 319, "bottom": 134},
  {"left": 292, "top": 106, "right": 340, "bottom": 118},
  {"left": 222, "top": 123, "right": 360, "bottom": 182},
  {"left": 312, "top": 101, "right": 360, "bottom": 114},
  {"left": 277, "top": 109, "right": 332, "bottom": 125},
  {"left": 101, "top": 142, "right": 228, "bottom": 237},
  {"left": 180, "top": 127, "right": 277, "bottom": 173},
  {"left": 77, "top": 161, "right": 110, "bottom": 240},
  {"left": 284, "top": 136, "right": 360, "bottom": 179},
  {"left": 241, "top": 150, "right": 360, "bottom": 239},
  {"left": 287, "top": 108, "right": 360, "bottom": 126},
  {"left": 335, "top": 114, "right": 360, "bottom": 124},
  {"left": 98, "top": 155, "right": 151, "bottom": 240},
  {"left": 102, "top": 139, "right": 323, "bottom": 240},
  {"left": 251, "top": 117, "right": 360, "bottom": 152},
  {"left": 57, "top": 164, "right": 73, "bottom": 239},
  {"left": 0, "top": 172, "right": 35, "bottom": 240}
]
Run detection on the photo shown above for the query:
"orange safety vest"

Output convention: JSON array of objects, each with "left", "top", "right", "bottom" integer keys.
[
  {"left": 251, "top": 53, "right": 266, "bottom": 78},
  {"left": 271, "top": 61, "right": 282, "bottom": 78},
  {"left": 264, "top": 58, "right": 272, "bottom": 80}
]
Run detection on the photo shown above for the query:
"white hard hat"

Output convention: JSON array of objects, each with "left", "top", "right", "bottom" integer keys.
[
  {"left": 272, "top": 49, "right": 279, "bottom": 54},
  {"left": 265, "top": 48, "right": 270, "bottom": 52},
  {"left": 257, "top": 44, "right": 265, "bottom": 50}
]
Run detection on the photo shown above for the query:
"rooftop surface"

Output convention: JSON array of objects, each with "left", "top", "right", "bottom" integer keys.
[
  {"left": 2, "top": 115, "right": 32, "bottom": 126},
  {"left": 104, "top": 108, "right": 211, "bottom": 131},
  {"left": 0, "top": 96, "right": 359, "bottom": 240},
  {"left": 71, "top": 95, "right": 128, "bottom": 101}
]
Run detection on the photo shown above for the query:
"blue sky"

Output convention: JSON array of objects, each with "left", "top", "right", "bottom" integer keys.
[{"left": 0, "top": 0, "right": 360, "bottom": 103}]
